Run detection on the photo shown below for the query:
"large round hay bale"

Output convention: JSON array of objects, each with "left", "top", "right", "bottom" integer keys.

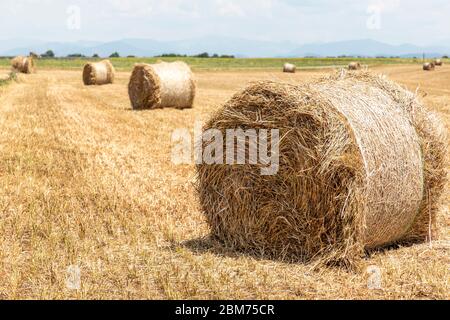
[
  {"left": 82, "top": 60, "right": 115, "bottom": 85},
  {"left": 434, "top": 59, "right": 443, "bottom": 66},
  {"left": 283, "top": 63, "right": 296, "bottom": 73},
  {"left": 196, "top": 71, "right": 447, "bottom": 266},
  {"left": 348, "top": 62, "right": 361, "bottom": 70},
  {"left": 11, "top": 56, "right": 35, "bottom": 74},
  {"left": 423, "top": 62, "right": 435, "bottom": 71},
  {"left": 128, "top": 61, "right": 196, "bottom": 109}
]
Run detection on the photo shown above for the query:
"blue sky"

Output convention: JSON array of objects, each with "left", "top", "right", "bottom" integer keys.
[{"left": 0, "top": 0, "right": 449, "bottom": 45}]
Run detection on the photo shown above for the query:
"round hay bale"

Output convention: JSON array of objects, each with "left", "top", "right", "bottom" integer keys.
[
  {"left": 29, "top": 51, "right": 40, "bottom": 59},
  {"left": 82, "top": 60, "right": 115, "bottom": 85},
  {"left": 423, "top": 62, "right": 435, "bottom": 71},
  {"left": 434, "top": 59, "right": 443, "bottom": 66},
  {"left": 376, "top": 82, "right": 447, "bottom": 244},
  {"left": 283, "top": 63, "right": 296, "bottom": 73},
  {"left": 128, "top": 61, "right": 196, "bottom": 109},
  {"left": 348, "top": 62, "right": 361, "bottom": 70},
  {"left": 196, "top": 70, "right": 447, "bottom": 266},
  {"left": 11, "top": 56, "right": 35, "bottom": 74}
]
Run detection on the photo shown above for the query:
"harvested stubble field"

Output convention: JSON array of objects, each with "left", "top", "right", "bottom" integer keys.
[
  {"left": 0, "top": 71, "right": 11, "bottom": 85},
  {"left": 0, "top": 63, "right": 448, "bottom": 299}
]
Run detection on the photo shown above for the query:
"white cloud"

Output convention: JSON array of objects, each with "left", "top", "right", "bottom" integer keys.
[
  {"left": 0, "top": 0, "right": 448, "bottom": 46},
  {"left": 107, "top": 0, "right": 154, "bottom": 17},
  {"left": 215, "top": 0, "right": 245, "bottom": 17},
  {"left": 369, "top": 0, "right": 401, "bottom": 12}
]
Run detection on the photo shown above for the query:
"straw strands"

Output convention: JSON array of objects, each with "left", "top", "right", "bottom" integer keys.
[
  {"left": 196, "top": 70, "right": 447, "bottom": 267},
  {"left": 11, "top": 56, "right": 35, "bottom": 74},
  {"left": 83, "top": 60, "right": 115, "bottom": 85},
  {"left": 128, "top": 61, "right": 196, "bottom": 109}
]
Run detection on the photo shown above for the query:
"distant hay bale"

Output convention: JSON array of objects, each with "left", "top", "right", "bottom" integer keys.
[
  {"left": 82, "top": 60, "right": 115, "bottom": 85},
  {"left": 423, "top": 62, "right": 435, "bottom": 71},
  {"left": 283, "top": 63, "right": 296, "bottom": 73},
  {"left": 29, "top": 51, "right": 40, "bottom": 59},
  {"left": 128, "top": 61, "right": 196, "bottom": 109},
  {"left": 348, "top": 62, "right": 361, "bottom": 70},
  {"left": 197, "top": 70, "right": 447, "bottom": 267},
  {"left": 11, "top": 56, "right": 35, "bottom": 74},
  {"left": 434, "top": 59, "right": 443, "bottom": 66}
]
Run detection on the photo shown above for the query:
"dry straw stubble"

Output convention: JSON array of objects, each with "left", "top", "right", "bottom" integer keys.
[
  {"left": 128, "top": 61, "right": 196, "bottom": 110},
  {"left": 196, "top": 70, "right": 447, "bottom": 267},
  {"left": 82, "top": 59, "right": 115, "bottom": 85}
]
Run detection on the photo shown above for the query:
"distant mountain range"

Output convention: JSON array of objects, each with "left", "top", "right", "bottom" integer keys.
[{"left": 1, "top": 37, "right": 449, "bottom": 58}]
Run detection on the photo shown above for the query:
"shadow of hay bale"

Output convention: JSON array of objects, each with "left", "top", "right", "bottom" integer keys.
[
  {"left": 181, "top": 235, "right": 434, "bottom": 270},
  {"left": 181, "top": 236, "right": 306, "bottom": 264},
  {"left": 180, "top": 236, "right": 366, "bottom": 268}
]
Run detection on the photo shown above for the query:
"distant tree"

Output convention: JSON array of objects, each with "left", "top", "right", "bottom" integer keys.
[
  {"left": 443, "top": 55, "right": 449, "bottom": 59},
  {"left": 156, "top": 53, "right": 187, "bottom": 57},
  {"left": 67, "top": 53, "right": 85, "bottom": 58},
  {"left": 41, "top": 50, "right": 55, "bottom": 58},
  {"left": 92, "top": 53, "right": 100, "bottom": 58},
  {"left": 127, "top": 55, "right": 136, "bottom": 58},
  {"left": 195, "top": 52, "right": 210, "bottom": 58},
  {"left": 109, "top": 52, "right": 120, "bottom": 58},
  {"left": 155, "top": 52, "right": 235, "bottom": 59}
]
